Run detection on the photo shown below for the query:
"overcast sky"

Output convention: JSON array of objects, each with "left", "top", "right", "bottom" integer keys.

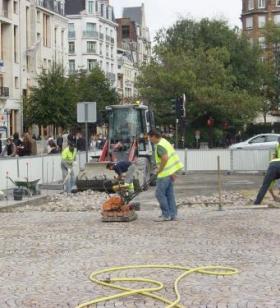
[{"left": 110, "top": 0, "right": 242, "bottom": 41}]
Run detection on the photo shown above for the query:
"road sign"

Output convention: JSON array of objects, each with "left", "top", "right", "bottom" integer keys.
[{"left": 77, "top": 102, "right": 96, "bottom": 123}]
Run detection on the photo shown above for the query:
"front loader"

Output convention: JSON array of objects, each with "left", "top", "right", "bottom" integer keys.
[{"left": 76, "top": 103, "right": 156, "bottom": 192}]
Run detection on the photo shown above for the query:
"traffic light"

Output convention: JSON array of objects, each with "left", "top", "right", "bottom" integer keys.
[
  {"left": 176, "top": 95, "right": 186, "bottom": 118},
  {"left": 170, "top": 98, "right": 177, "bottom": 114}
]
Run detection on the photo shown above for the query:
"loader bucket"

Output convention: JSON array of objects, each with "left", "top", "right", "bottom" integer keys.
[{"left": 76, "top": 162, "right": 117, "bottom": 192}]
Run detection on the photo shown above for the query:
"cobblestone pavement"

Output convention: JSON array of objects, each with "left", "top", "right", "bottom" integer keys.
[
  {"left": 1, "top": 173, "right": 280, "bottom": 307},
  {"left": 1, "top": 203, "right": 280, "bottom": 307}
]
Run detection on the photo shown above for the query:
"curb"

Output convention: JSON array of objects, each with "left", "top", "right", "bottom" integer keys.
[{"left": 0, "top": 195, "right": 49, "bottom": 212}]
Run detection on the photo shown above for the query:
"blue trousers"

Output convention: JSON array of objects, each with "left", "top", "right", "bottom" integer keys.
[
  {"left": 255, "top": 162, "right": 280, "bottom": 204},
  {"left": 155, "top": 176, "right": 177, "bottom": 219}
]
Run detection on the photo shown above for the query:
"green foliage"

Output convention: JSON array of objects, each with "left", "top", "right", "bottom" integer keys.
[
  {"left": 137, "top": 18, "right": 263, "bottom": 127},
  {"left": 24, "top": 65, "right": 119, "bottom": 129}
]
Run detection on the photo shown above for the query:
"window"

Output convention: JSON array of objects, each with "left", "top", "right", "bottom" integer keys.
[
  {"left": 249, "top": 135, "right": 266, "bottom": 144},
  {"left": 88, "top": 0, "right": 94, "bottom": 14},
  {"left": 248, "top": 0, "right": 254, "bottom": 10},
  {"left": 258, "top": 15, "right": 266, "bottom": 28},
  {"left": 246, "top": 16, "right": 253, "bottom": 29},
  {"left": 69, "top": 42, "right": 75, "bottom": 53},
  {"left": 266, "top": 135, "right": 279, "bottom": 142},
  {"left": 69, "top": 60, "right": 75, "bottom": 73},
  {"left": 69, "top": 23, "right": 74, "bottom": 32},
  {"left": 87, "top": 41, "right": 96, "bottom": 53},
  {"left": 88, "top": 59, "right": 97, "bottom": 71},
  {"left": 122, "top": 25, "right": 130, "bottom": 38},
  {"left": 15, "top": 77, "right": 19, "bottom": 89},
  {"left": 274, "top": 14, "right": 280, "bottom": 25},
  {"left": 258, "top": 0, "right": 266, "bottom": 8},
  {"left": 99, "top": 43, "right": 103, "bottom": 55},
  {"left": 259, "top": 36, "right": 266, "bottom": 49},
  {"left": 13, "top": 1, "right": 18, "bottom": 14},
  {"left": 277, "top": 0, "right": 280, "bottom": 7},
  {"left": 37, "top": 10, "right": 40, "bottom": 22},
  {"left": 43, "top": 13, "right": 50, "bottom": 47}
]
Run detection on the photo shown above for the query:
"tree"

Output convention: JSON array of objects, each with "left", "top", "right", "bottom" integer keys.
[
  {"left": 24, "top": 65, "right": 77, "bottom": 129},
  {"left": 137, "top": 18, "right": 263, "bottom": 128},
  {"left": 24, "top": 65, "right": 119, "bottom": 131},
  {"left": 75, "top": 67, "right": 119, "bottom": 122}
]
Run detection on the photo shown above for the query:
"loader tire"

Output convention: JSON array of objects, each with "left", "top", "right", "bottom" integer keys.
[{"left": 136, "top": 157, "right": 151, "bottom": 188}]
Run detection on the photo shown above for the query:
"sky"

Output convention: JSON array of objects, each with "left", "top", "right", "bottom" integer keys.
[{"left": 110, "top": 0, "right": 242, "bottom": 41}]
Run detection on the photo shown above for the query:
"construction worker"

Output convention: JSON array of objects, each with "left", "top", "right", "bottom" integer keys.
[
  {"left": 268, "top": 137, "right": 280, "bottom": 201},
  {"left": 61, "top": 142, "right": 77, "bottom": 193},
  {"left": 148, "top": 128, "right": 183, "bottom": 221},
  {"left": 106, "top": 161, "right": 135, "bottom": 191},
  {"left": 254, "top": 156, "right": 280, "bottom": 204}
]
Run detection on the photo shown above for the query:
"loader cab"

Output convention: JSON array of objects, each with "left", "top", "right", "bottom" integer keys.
[{"left": 105, "top": 104, "right": 154, "bottom": 160}]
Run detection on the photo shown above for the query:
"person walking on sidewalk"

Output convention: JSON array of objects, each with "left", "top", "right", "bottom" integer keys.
[
  {"left": 254, "top": 158, "right": 280, "bottom": 205},
  {"left": 148, "top": 129, "right": 183, "bottom": 221}
]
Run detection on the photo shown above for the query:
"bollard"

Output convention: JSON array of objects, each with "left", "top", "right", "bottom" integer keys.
[
  {"left": 217, "top": 156, "right": 223, "bottom": 211},
  {"left": 5, "top": 171, "right": 9, "bottom": 203}
]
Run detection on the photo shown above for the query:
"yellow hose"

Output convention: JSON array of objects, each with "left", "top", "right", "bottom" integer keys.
[{"left": 76, "top": 264, "right": 239, "bottom": 308}]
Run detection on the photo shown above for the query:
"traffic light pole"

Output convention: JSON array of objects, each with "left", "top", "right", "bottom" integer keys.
[{"left": 175, "top": 118, "right": 179, "bottom": 149}]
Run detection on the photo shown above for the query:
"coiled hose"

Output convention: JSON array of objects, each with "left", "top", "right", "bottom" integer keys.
[{"left": 76, "top": 264, "right": 239, "bottom": 308}]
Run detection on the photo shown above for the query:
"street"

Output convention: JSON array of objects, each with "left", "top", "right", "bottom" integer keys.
[{"left": 1, "top": 173, "right": 280, "bottom": 307}]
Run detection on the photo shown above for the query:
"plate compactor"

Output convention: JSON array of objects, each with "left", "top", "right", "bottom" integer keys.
[{"left": 101, "top": 176, "right": 155, "bottom": 222}]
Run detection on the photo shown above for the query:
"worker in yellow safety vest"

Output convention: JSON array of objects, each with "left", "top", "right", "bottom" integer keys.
[
  {"left": 268, "top": 137, "right": 280, "bottom": 202},
  {"left": 61, "top": 142, "right": 77, "bottom": 193},
  {"left": 148, "top": 128, "right": 183, "bottom": 221}
]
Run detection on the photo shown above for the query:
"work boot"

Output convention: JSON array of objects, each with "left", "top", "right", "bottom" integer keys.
[{"left": 153, "top": 216, "right": 171, "bottom": 222}]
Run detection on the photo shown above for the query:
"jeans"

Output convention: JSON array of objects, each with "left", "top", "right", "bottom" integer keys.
[
  {"left": 61, "top": 161, "right": 75, "bottom": 193},
  {"left": 155, "top": 176, "right": 177, "bottom": 219},
  {"left": 255, "top": 162, "right": 280, "bottom": 204}
]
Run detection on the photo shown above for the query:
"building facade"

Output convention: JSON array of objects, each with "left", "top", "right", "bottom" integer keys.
[
  {"left": 65, "top": 0, "right": 117, "bottom": 87},
  {"left": 116, "top": 4, "right": 151, "bottom": 102},
  {"left": 241, "top": 0, "right": 280, "bottom": 47},
  {"left": 0, "top": 0, "right": 68, "bottom": 137}
]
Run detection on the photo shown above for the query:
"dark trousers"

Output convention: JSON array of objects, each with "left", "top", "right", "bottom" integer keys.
[{"left": 254, "top": 162, "right": 280, "bottom": 204}]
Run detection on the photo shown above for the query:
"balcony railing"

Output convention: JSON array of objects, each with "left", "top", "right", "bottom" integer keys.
[
  {"left": 86, "top": 49, "right": 97, "bottom": 54},
  {"left": 68, "top": 31, "right": 76, "bottom": 39},
  {"left": 83, "top": 31, "right": 98, "bottom": 39},
  {"left": 0, "top": 87, "right": 9, "bottom": 97},
  {"left": 36, "top": 0, "right": 64, "bottom": 15}
]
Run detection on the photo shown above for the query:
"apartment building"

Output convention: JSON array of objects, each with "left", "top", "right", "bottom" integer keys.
[
  {"left": 116, "top": 4, "right": 151, "bottom": 102},
  {"left": 241, "top": 0, "right": 280, "bottom": 48},
  {"left": 0, "top": 0, "right": 68, "bottom": 136},
  {"left": 65, "top": 0, "right": 117, "bottom": 87}
]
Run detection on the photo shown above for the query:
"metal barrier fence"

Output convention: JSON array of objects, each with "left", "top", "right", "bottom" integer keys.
[{"left": 0, "top": 149, "right": 271, "bottom": 191}]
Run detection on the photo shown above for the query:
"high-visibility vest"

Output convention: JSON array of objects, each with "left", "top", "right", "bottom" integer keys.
[
  {"left": 61, "top": 147, "right": 77, "bottom": 163},
  {"left": 155, "top": 138, "right": 183, "bottom": 178},
  {"left": 275, "top": 143, "right": 280, "bottom": 159}
]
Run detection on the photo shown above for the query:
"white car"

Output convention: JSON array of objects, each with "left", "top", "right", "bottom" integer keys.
[{"left": 229, "top": 133, "right": 280, "bottom": 150}]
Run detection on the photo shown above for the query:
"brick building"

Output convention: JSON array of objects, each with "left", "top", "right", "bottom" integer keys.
[{"left": 241, "top": 0, "right": 280, "bottom": 48}]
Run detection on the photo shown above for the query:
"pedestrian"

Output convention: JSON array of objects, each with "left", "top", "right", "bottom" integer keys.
[
  {"left": 21, "top": 132, "right": 32, "bottom": 156},
  {"left": 61, "top": 142, "right": 77, "bottom": 193},
  {"left": 48, "top": 140, "right": 59, "bottom": 154},
  {"left": 0, "top": 133, "right": 2, "bottom": 154},
  {"left": 254, "top": 157, "right": 280, "bottom": 204},
  {"left": 31, "top": 134, "right": 37, "bottom": 155},
  {"left": 56, "top": 133, "right": 63, "bottom": 152},
  {"left": 148, "top": 128, "right": 183, "bottom": 221},
  {"left": 0, "top": 137, "right": 16, "bottom": 157},
  {"left": 76, "top": 132, "right": 86, "bottom": 151}
]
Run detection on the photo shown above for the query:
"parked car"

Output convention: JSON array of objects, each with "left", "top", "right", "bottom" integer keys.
[{"left": 229, "top": 133, "right": 280, "bottom": 150}]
